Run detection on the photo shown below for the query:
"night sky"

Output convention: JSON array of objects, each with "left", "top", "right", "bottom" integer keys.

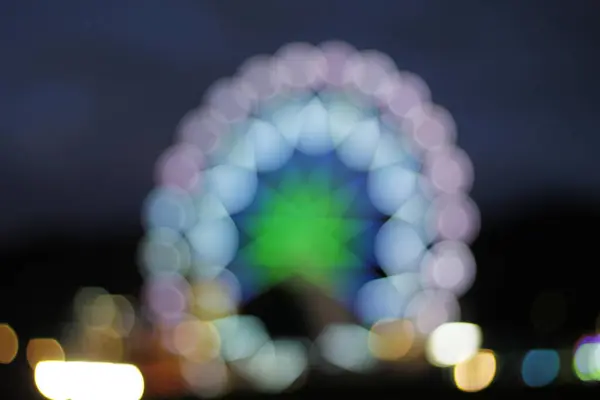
[{"left": 0, "top": 0, "right": 599, "bottom": 244}]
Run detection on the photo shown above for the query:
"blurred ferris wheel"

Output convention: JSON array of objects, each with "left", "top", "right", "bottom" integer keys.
[{"left": 137, "top": 40, "right": 479, "bottom": 394}]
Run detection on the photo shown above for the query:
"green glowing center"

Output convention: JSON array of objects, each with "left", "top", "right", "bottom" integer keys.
[{"left": 241, "top": 171, "right": 367, "bottom": 291}]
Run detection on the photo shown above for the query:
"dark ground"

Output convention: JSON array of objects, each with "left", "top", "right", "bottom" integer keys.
[{"left": 2, "top": 196, "right": 600, "bottom": 398}]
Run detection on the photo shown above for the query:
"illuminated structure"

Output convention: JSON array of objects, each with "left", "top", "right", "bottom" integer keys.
[{"left": 139, "top": 41, "right": 479, "bottom": 394}]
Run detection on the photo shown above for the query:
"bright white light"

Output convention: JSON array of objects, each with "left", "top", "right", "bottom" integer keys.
[
  {"left": 426, "top": 322, "right": 482, "bottom": 367},
  {"left": 34, "top": 361, "right": 144, "bottom": 400}
]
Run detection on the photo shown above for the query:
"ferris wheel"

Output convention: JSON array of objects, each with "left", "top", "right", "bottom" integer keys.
[{"left": 138, "top": 41, "right": 479, "bottom": 394}]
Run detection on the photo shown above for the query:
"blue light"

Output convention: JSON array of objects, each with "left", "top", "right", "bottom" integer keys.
[{"left": 521, "top": 349, "right": 560, "bottom": 387}]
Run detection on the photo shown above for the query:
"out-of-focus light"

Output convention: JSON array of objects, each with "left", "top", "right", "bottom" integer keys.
[
  {"left": 374, "top": 219, "right": 425, "bottom": 275},
  {"left": 405, "top": 290, "right": 461, "bottom": 334},
  {"left": 34, "top": 361, "right": 144, "bottom": 400},
  {"left": 111, "top": 295, "right": 136, "bottom": 336},
  {"left": 233, "top": 340, "right": 308, "bottom": 393},
  {"left": 355, "top": 274, "right": 420, "bottom": 325},
  {"left": 172, "top": 319, "right": 221, "bottom": 362},
  {"left": 187, "top": 212, "right": 239, "bottom": 271},
  {"left": 573, "top": 335, "right": 600, "bottom": 381},
  {"left": 86, "top": 294, "right": 118, "bottom": 329},
  {"left": 144, "top": 272, "right": 191, "bottom": 326},
  {"left": 138, "top": 42, "right": 480, "bottom": 391},
  {"left": 420, "top": 241, "right": 476, "bottom": 297},
  {"left": 368, "top": 319, "right": 415, "bottom": 361},
  {"left": 139, "top": 228, "right": 192, "bottom": 276},
  {"left": 317, "top": 324, "right": 375, "bottom": 372},
  {"left": 181, "top": 358, "right": 230, "bottom": 398},
  {"left": 0, "top": 323, "right": 18, "bottom": 364},
  {"left": 72, "top": 289, "right": 135, "bottom": 338},
  {"left": 521, "top": 349, "right": 560, "bottom": 387},
  {"left": 190, "top": 275, "right": 239, "bottom": 321},
  {"left": 143, "top": 187, "right": 197, "bottom": 232},
  {"left": 431, "top": 195, "right": 479, "bottom": 244},
  {"left": 453, "top": 349, "right": 496, "bottom": 392},
  {"left": 155, "top": 142, "right": 204, "bottom": 192},
  {"left": 82, "top": 327, "right": 124, "bottom": 362},
  {"left": 425, "top": 147, "right": 473, "bottom": 194},
  {"left": 426, "top": 322, "right": 482, "bottom": 367},
  {"left": 74, "top": 287, "right": 110, "bottom": 321},
  {"left": 27, "top": 339, "right": 65, "bottom": 369},
  {"left": 142, "top": 39, "right": 478, "bottom": 310},
  {"left": 213, "top": 315, "right": 270, "bottom": 362}
]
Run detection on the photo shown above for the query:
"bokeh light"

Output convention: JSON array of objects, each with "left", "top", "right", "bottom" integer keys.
[
  {"left": 26, "top": 339, "right": 65, "bottom": 369},
  {"left": 135, "top": 40, "right": 480, "bottom": 395},
  {"left": 453, "top": 349, "right": 497, "bottom": 392},
  {"left": 232, "top": 340, "right": 308, "bottom": 393},
  {"left": 189, "top": 277, "right": 238, "bottom": 320},
  {"left": 34, "top": 361, "right": 144, "bottom": 400},
  {"left": 0, "top": 324, "right": 18, "bottom": 364},
  {"left": 317, "top": 324, "right": 375, "bottom": 373},
  {"left": 213, "top": 315, "right": 271, "bottom": 363},
  {"left": 170, "top": 318, "right": 221, "bottom": 362},
  {"left": 181, "top": 358, "right": 230, "bottom": 398},
  {"left": 521, "top": 349, "right": 560, "bottom": 387},
  {"left": 426, "top": 322, "right": 482, "bottom": 367},
  {"left": 573, "top": 334, "right": 600, "bottom": 381},
  {"left": 368, "top": 318, "right": 415, "bottom": 361},
  {"left": 59, "top": 288, "right": 138, "bottom": 365}
]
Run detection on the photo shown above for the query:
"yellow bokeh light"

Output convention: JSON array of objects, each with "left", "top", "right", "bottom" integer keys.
[
  {"left": 172, "top": 319, "right": 221, "bottom": 362},
  {"left": 453, "top": 349, "right": 497, "bottom": 392},
  {"left": 0, "top": 323, "right": 19, "bottom": 364},
  {"left": 26, "top": 338, "right": 65, "bottom": 369},
  {"left": 191, "top": 281, "right": 237, "bottom": 321},
  {"left": 368, "top": 319, "right": 415, "bottom": 361},
  {"left": 35, "top": 361, "right": 144, "bottom": 400}
]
